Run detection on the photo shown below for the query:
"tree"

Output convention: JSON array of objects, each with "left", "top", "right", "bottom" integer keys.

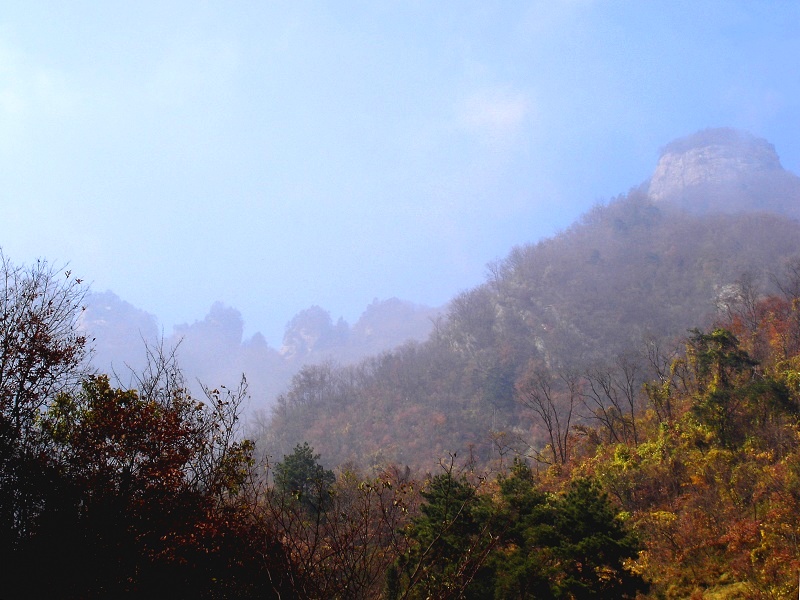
[
  {"left": 0, "top": 253, "right": 88, "bottom": 569},
  {"left": 40, "top": 367, "right": 267, "bottom": 597},
  {"left": 485, "top": 465, "right": 647, "bottom": 599},
  {"left": 0, "top": 254, "right": 88, "bottom": 434},
  {"left": 1, "top": 320, "right": 281, "bottom": 599},
  {"left": 274, "top": 442, "right": 335, "bottom": 514},
  {"left": 686, "top": 329, "right": 756, "bottom": 394},
  {"left": 685, "top": 328, "right": 795, "bottom": 449},
  {"left": 258, "top": 463, "right": 419, "bottom": 599},
  {"left": 550, "top": 478, "right": 647, "bottom": 599},
  {"left": 516, "top": 364, "right": 579, "bottom": 464},
  {"left": 582, "top": 356, "right": 642, "bottom": 445},
  {"left": 489, "top": 459, "right": 558, "bottom": 600},
  {"left": 390, "top": 458, "right": 497, "bottom": 600}
]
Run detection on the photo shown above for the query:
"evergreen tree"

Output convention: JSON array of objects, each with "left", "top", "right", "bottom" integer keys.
[
  {"left": 274, "top": 442, "right": 335, "bottom": 513},
  {"left": 551, "top": 478, "right": 647, "bottom": 599}
]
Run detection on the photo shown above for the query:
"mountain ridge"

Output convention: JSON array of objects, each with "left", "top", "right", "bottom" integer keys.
[
  {"left": 81, "top": 292, "right": 440, "bottom": 405},
  {"left": 82, "top": 127, "right": 800, "bottom": 441},
  {"left": 258, "top": 128, "right": 800, "bottom": 470}
]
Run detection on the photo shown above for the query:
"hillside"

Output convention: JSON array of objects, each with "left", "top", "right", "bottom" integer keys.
[
  {"left": 258, "top": 129, "right": 800, "bottom": 471},
  {"left": 6, "top": 128, "right": 800, "bottom": 599}
]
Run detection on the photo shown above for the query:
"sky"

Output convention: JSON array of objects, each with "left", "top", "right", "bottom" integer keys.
[{"left": 1, "top": 1, "right": 799, "bottom": 346}]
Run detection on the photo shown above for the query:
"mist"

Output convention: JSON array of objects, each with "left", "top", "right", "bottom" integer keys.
[{"left": 2, "top": 2, "right": 799, "bottom": 348}]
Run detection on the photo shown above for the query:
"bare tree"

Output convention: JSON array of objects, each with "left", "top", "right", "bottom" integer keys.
[
  {"left": 642, "top": 337, "right": 693, "bottom": 424},
  {"left": 772, "top": 256, "right": 800, "bottom": 302},
  {"left": 716, "top": 272, "right": 762, "bottom": 335},
  {"left": 121, "top": 337, "right": 253, "bottom": 499},
  {"left": 255, "top": 461, "right": 418, "bottom": 599},
  {"left": 582, "top": 355, "right": 641, "bottom": 445},
  {"left": 516, "top": 365, "right": 579, "bottom": 464},
  {"left": 771, "top": 257, "right": 800, "bottom": 357}
]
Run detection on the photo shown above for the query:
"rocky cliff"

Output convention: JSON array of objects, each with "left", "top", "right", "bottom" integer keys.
[{"left": 648, "top": 128, "right": 800, "bottom": 217}]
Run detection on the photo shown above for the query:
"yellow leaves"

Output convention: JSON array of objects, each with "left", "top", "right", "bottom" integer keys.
[
  {"left": 613, "top": 443, "right": 632, "bottom": 468},
  {"left": 680, "top": 421, "right": 717, "bottom": 448},
  {"left": 774, "top": 356, "right": 800, "bottom": 397},
  {"left": 648, "top": 510, "right": 678, "bottom": 524}
]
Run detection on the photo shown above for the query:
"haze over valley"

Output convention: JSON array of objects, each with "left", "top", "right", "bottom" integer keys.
[
  {"left": 81, "top": 290, "right": 440, "bottom": 405},
  {"left": 79, "top": 128, "right": 800, "bottom": 415},
  {"left": 26, "top": 125, "right": 800, "bottom": 597},
  {"left": 5, "top": 4, "right": 800, "bottom": 597}
]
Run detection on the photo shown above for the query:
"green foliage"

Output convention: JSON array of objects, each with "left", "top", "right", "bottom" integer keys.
[
  {"left": 551, "top": 478, "right": 647, "bottom": 598},
  {"left": 686, "top": 328, "right": 756, "bottom": 394},
  {"left": 490, "top": 460, "right": 558, "bottom": 600},
  {"left": 390, "top": 465, "right": 497, "bottom": 599},
  {"left": 487, "top": 465, "right": 647, "bottom": 599},
  {"left": 686, "top": 328, "right": 797, "bottom": 449},
  {"left": 274, "top": 442, "right": 335, "bottom": 513},
  {"left": 389, "top": 459, "right": 647, "bottom": 600}
]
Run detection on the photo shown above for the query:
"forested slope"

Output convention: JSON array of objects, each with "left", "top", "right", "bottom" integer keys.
[
  {"left": 5, "top": 250, "right": 800, "bottom": 598},
  {"left": 6, "top": 129, "right": 800, "bottom": 598},
  {"left": 258, "top": 189, "right": 800, "bottom": 471}
]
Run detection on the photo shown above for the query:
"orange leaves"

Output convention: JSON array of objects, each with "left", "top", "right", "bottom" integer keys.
[{"left": 53, "top": 376, "right": 200, "bottom": 499}]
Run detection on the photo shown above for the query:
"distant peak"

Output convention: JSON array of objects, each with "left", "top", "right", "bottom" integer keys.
[
  {"left": 657, "top": 127, "right": 778, "bottom": 162},
  {"left": 647, "top": 128, "right": 799, "bottom": 216}
]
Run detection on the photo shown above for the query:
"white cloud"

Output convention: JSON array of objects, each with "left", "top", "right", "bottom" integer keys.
[{"left": 456, "top": 87, "right": 531, "bottom": 142}]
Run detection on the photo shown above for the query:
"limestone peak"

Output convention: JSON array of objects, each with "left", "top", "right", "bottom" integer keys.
[{"left": 648, "top": 128, "right": 800, "bottom": 217}]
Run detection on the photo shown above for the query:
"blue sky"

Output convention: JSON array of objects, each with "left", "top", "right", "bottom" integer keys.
[{"left": 1, "top": 1, "right": 799, "bottom": 345}]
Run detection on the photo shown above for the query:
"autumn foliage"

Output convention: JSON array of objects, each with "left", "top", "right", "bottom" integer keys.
[{"left": 3, "top": 245, "right": 800, "bottom": 598}]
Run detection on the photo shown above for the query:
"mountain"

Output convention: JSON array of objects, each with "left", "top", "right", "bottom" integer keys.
[
  {"left": 79, "top": 291, "right": 161, "bottom": 378},
  {"left": 280, "top": 298, "right": 439, "bottom": 361},
  {"left": 648, "top": 127, "right": 800, "bottom": 216},
  {"left": 80, "top": 294, "right": 439, "bottom": 408},
  {"left": 258, "top": 129, "right": 800, "bottom": 471}
]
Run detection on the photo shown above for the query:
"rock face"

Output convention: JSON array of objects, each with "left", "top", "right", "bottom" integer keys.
[
  {"left": 280, "top": 299, "right": 439, "bottom": 360},
  {"left": 648, "top": 128, "right": 800, "bottom": 217}
]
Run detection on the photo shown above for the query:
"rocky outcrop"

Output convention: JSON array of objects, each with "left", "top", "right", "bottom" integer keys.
[
  {"left": 280, "top": 299, "right": 439, "bottom": 360},
  {"left": 280, "top": 306, "right": 349, "bottom": 358},
  {"left": 648, "top": 128, "right": 800, "bottom": 217}
]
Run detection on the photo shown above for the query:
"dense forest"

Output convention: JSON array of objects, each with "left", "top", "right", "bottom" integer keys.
[
  {"left": 258, "top": 189, "right": 800, "bottom": 472},
  {"left": 5, "top": 129, "right": 800, "bottom": 598},
  {"left": 4, "top": 221, "right": 800, "bottom": 597}
]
